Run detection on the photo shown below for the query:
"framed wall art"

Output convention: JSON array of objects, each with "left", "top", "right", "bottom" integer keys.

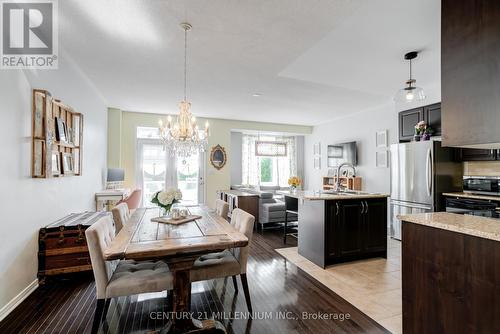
[
  {"left": 51, "top": 151, "right": 61, "bottom": 176},
  {"left": 210, "top": 145, "right": 227, "bottom": 170},
  {"left": 376, "top": 130, "right": 388, "bottom": 149},
  {"left": 376, "top": 150, "right": 389, "bottom": 168},
  {"left": 62, "top": 152, "right": 74, "bottom": 175},
  {"left": 31, "top": 89, "right": 83, "bottom": 178},
  {"left": 314, "top": 156, "right": 321, "bottom": 170},
  {"left": 33, "top": 139, "right": 45, "bottom": 177}
]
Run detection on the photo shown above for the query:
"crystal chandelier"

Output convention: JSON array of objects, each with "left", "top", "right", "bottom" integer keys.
[{"left": 158, "top": 23, "right": 209, "bottom": 157}]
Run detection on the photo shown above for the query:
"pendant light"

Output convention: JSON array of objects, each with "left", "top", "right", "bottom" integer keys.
[{"left": 394, "top": 51, "right": 426, "bottom": 103}]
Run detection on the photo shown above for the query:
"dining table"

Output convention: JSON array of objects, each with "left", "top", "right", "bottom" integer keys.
[{"left": 104, "top": 206, "right": 249, "bottom": 333}]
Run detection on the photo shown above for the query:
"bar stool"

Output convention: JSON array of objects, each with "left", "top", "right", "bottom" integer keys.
[{"left": 283, "top": 195, "right": 298, "bottom": 244}]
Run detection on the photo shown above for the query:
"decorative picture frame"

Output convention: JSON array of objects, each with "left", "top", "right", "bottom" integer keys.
[
  {"left": 33, "top": 139, "right": 45, "bottom": 177},
  {"left": 33, "top": 92, "right": 44, "bottom": 138},
  {"left": 314, "top": 156, "right": 321, "bottom": 170},
  {"left": 376, "top": 130, "right": 388, "bottom": 149},
  {"left": 62, "top": 152, "right": 74, "bottom": 175},
  {"left": 72, "top": 114, "right": 81, "bottom": 146},
  {"left": 376, "top": 150, "right": 389, "bottom": 168},
  {"left": 313, "top": 142, "right": 321, "bottom": 156},
  {"left": 51, "top": 151, "right": 61, "bottom": 176},
  {"left": 210, "top": 144, "right": 227, "bottom": 170},
  {"left": 31, "top": 89, "right": 83, "bottom": 179},
  {"left": 73, "top": 149, "right": 80, "bottom": 175},
  {"left": 55, "top": 117, "right": 67, "bottom": 143}
]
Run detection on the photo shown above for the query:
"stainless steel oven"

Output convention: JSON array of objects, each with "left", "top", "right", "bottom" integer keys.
[
  {"left": 463, "top": 176, "right": 500, "bottom": 196},
  {"left": 446, "top": 196, "right": 500, "bottom": 219}
]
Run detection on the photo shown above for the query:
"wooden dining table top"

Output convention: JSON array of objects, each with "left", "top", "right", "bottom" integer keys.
[{"left": 104, "top": 206, "right": 249, "bottom": 261}]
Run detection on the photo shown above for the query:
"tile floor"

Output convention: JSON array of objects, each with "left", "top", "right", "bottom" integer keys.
[{"left": 276, "top": 238, "right": 402, "bottom": 334}]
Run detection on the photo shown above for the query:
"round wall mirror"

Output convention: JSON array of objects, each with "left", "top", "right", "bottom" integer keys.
[{"left": 210, "top": 145, "right": 227, "bottom": 170}]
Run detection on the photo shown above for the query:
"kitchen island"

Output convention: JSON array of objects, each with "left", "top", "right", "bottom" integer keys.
[
  {"left": 399, "top": 212, "right": 500, "bottom": 333},
  {"left": 280, "top": 190, "right": 389, "bottom": 268}
]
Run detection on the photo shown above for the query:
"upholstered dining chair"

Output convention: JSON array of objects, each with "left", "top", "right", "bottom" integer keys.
[
  {"left": 117, "top": 189, "right": 142, "bottom": 210},
  {"left": 215, "top": 199, "right": 229, "bottom": 219},
  {"left": 111, "top": 203, "right": 130, "bottom": 233},
  {"left": 85, "top": 216, "right": 173, "bottom": 334},
  {"left": 190, "top": 208, "right": 255, "bottom": 312}
]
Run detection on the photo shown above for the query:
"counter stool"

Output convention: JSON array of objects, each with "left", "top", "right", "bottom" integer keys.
[{"left": 283, "top": 195, "right": 298, "bottom": 244}]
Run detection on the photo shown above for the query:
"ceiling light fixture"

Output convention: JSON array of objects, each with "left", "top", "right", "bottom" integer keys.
[
  {"left": 158, "top": 23, "right": 209, "bottom": 157},
  {"left": 394, "top": 51, "right": 426, "bottom": 103}
]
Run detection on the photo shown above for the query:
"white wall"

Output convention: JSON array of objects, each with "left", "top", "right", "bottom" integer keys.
[
  {"left": 0, "top": 56, "right": 107, "bottom": 315},
  {"left": 304, "top": 85, "right": 441, "bottom": 193},
  {"left": 305, "top": 104, "right": 398, "bottom": 193},
  {"left": 230, "top": 132, "right": 243, "bottom": 185}
]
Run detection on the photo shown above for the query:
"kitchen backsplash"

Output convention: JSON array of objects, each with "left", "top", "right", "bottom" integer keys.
[{"left": 464, "top": 161, "right": 500, "bottom": 176}]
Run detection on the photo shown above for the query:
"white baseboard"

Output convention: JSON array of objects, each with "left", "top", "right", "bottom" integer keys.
[{"left": 0, "top": 279, "right": 38, "bottom": 322}]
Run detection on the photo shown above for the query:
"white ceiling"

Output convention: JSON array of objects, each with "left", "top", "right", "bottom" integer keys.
[{"left": 59, "top": 0, "right": 441, "bottom": 126}]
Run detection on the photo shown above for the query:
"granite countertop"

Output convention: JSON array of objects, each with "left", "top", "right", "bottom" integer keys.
[
  {"left": 277, "top": 190, "right": 389, "bottom": 201},
  {"left": 398, "top": 212, "right": 500, "bottom": 242},
  {"left": 443, "top": 192, "right": 500, "bottom": 202}
]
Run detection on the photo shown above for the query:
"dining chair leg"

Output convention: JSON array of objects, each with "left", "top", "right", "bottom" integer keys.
[
  {"left": 232, "top": 275, "right": 239, "bottom": 294},
  {"left": 103, "top": 298, "right": 111, "bottom": 320},
  {"left": 240, "top": 274, "right": 252, "bottom": 313},
  {"left": 91, "top": 299, "right": 106, "bottom": 334},
  {"left": 168, "top": 289, "right": 174, "bottom": 311}
]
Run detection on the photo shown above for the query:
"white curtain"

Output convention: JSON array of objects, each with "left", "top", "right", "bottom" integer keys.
[
  {"left": 241, "top": 134, "right": 297, "bottom": 187},
  {"left": 242, "top": 135, "right": 259, "bottom": 185},
  {"left": 165, "top": 150, "right": 178, "bottom": 189},
  {"left": 276, "top": 136, "right": 297, "bottom": 187},
  {"left": 136, "top": 139, "right": 178, "bottom": 205}
]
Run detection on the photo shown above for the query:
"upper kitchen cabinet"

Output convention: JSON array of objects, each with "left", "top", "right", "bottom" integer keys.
[
  {"left": 399, "top": 103, "right": 441, "bottom": 142},
  {"left": 441, "top": 0, "right": 500, "bottom": 148},
  {"left": 423, "top": 103, "right": 442, "bottom": 137},
  {"left": 399, "top": 108, "right": 423, "bottom": 142}
]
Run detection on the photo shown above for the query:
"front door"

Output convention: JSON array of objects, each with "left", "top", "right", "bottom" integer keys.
[
  {"left": 176, "top": 152, "right": 205, "bottom": 205},
  {"left": 137, "top": 137, "right": 206, "bottom": 206}
]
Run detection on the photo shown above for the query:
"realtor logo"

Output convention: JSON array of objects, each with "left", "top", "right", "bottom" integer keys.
[{"left": 1, "top": 0, "right": 58, "bottom": 69}]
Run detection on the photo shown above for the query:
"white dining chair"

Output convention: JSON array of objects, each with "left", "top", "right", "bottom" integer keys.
[
  {"left": 85, "top": 215, "right": 173, "bottom": 334},
  {"left": 215, "top": 199, "right": 229, "bottom": 219},
  {"left": 111, "top": 202, "right": 130, "bottom": 233},
  {"left": 190, "top": 208, "right": 255, "bottom": 312}
]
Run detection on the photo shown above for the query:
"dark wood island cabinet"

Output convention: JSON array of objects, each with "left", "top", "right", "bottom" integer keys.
[
  {"left": 282, "top": 191, "right": 389, "bottom": 268},
  {"left": 400, "top": 213, "right": 500, "bottom": 333}
]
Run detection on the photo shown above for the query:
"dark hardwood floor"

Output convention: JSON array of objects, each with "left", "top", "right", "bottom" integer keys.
[{"left": 0, "top": 229, "right": 388, "bottom": 334}]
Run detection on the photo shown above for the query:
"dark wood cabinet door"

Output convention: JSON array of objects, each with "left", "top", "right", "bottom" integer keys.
[
  {"left": 325, "top": 201, "right": 339, "bottom": 260},
  {"left": 399, "top": 108, "right": 423, "bottom": 142},
  {"left": 423, "top": 103, "right": 441, "bottom": 137},
  {"left": 338, "top": 201, "right": 364, "bottom": 257},
  {"left": 460, "top": 148, "right": 497, "bottom": 161},
  {"left": 442, "top": 0, "right": 500, "bottom": 147},
  {"left": 363, "top": 199, "right": 387, "bottom": 254}
]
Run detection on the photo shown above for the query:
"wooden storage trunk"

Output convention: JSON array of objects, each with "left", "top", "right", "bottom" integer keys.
[{"left": 38, "top": 211, "right": 110, "bottom": 283}]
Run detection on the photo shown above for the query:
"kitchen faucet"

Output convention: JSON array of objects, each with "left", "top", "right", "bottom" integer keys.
[{"left": 335, "top": 162, "right": 356, "bottom": 191}]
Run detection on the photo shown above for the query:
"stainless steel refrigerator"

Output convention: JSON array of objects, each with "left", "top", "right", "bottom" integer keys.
[{"left": 390, "top": 140, "right": 462, "bottom": 240}]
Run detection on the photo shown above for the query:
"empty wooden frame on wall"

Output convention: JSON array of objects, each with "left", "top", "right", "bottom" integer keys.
[{"left": 31, "top": 89, "right": 83, "bottom": 178}]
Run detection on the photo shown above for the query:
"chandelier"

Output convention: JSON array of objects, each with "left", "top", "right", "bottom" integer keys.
[{"left": 159, "top": 22, "right": 209, "bottom": 157}]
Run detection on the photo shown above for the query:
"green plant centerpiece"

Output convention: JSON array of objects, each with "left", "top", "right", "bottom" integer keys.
[{"left": 151, "top": 188, "right": 182, "bottom": 216}]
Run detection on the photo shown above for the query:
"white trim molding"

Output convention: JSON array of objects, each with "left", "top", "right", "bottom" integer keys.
[{"left": 0, "top": 279, "right": 38, "bottom": 322}]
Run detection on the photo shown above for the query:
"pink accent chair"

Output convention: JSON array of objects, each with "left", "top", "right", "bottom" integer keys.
[{"left": 117, "top": 189, "right": 142, "bottom": 210}]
